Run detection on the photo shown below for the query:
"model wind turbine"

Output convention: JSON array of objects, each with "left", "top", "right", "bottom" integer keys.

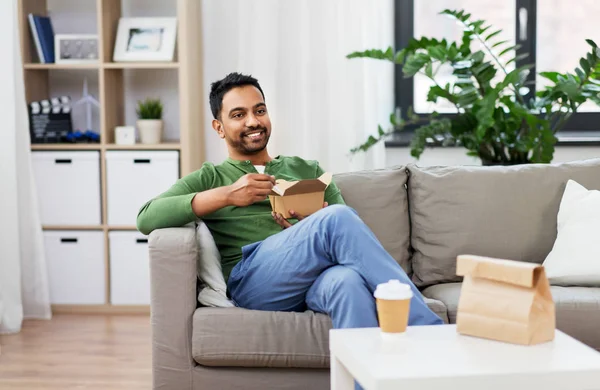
[{"left": 71, "top": 77, "right": 100, "bottom": 141}]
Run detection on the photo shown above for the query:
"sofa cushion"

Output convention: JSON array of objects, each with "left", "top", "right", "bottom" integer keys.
[
  {"left": 192, "top": 298, "right": 449, "bottom": 368},
  {"left": 550, "top": 286, "right": 600, "bottom": 350},
  {"left": 407, "top": 159, "right": 600, "bottom": 287},
  {"left": 334, "top": 166, "right": 411, "bottom": 273},
  {"left": 424, "top": 297, "right": 449, "bottom": 324},
  {"left": 193, "top": 307, "right": 332, "bottom": 368},
  {"left": 423, "top": 283, "right": 600, "bottom": 350},
  {"left": 421, "top": 283, "right": 463, "bottom": 324}
]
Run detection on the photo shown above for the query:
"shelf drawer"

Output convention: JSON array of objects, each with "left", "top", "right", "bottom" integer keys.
[
  {"left": 32, "top": 151, "right": 101, "bottom": 225},
  {"left": 44, "top": 231, "right": 105, "bottom": 304},
  {"left": 106, "top": 151, "right": 179, "bottom": 226},
  {"left": 109, "top": 231, "right": 150, "bottom": 305}
]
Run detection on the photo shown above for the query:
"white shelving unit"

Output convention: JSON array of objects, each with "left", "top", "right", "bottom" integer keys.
[{"left": 19, "top": 0, "right": 205, "bottom": 314}]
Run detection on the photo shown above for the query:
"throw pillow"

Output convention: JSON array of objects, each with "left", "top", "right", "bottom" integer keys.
[
  {"left": 196, "top": 221, "right": 234, "bottom": 307},
  {"left": 543, "top": 179, "right": 600, "bottom": 286}
]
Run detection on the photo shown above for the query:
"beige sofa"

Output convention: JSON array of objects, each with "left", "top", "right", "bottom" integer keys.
[{"left": 148, "top": 159, "right": 600, "bottom": 390}]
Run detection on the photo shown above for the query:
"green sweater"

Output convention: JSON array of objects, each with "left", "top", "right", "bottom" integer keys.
[{"left": 136, "top": 155, "right": 345, "bottom": 282}]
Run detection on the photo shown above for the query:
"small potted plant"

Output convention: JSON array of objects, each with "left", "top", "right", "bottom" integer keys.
[{"left": 136, "top": 98, "right": 164, "bottom": 144}]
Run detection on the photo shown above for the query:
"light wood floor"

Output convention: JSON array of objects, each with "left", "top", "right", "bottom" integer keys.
[{"left": 0, "top": 314, "right": 152, "bottom": 389}]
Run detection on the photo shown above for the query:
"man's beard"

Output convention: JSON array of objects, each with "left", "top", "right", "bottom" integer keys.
[{"left": 227, "top": 127, "right": 270, "bottom": 155}]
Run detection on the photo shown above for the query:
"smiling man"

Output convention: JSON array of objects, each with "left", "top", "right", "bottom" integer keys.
[{"left": 136, "top": 72, "right": 443, "bottom": 331}]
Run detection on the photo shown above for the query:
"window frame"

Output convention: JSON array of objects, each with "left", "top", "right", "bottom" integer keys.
[{"left": 392, "top": 0, "right": 600, "bottom": 142}]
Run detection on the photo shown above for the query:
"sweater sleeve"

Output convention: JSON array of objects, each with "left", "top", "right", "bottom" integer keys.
[
  {"left": 136, "top": 163, "right": 215, "bottom": 235},
  {"left": 316, "top": 163, "right": 346, "bottom": 206}
]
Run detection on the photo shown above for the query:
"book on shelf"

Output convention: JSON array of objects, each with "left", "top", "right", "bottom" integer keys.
[{"left": 28, "top": 14, "right": 55, "bottom": 63}]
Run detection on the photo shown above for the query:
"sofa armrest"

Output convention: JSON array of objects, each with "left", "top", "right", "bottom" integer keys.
[{"left": 149, "top": 225, "right": 198, "bottom": 390}]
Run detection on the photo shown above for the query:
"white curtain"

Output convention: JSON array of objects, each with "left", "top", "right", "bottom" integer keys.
[
  {"left": 202, "top": 0, "right": 394, "bottom": 173},
  {"left": 0, "top": 0, "right": 51, "bottom": 333}
]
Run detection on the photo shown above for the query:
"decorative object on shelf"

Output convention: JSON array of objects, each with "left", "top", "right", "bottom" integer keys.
[
  {"left": 113, "top": 17, "right": 177, "bottom": 62},
  {"left": 28, "top": 96, "right": 73, "bottom": 143},
  {"left": 70, "top": 77, "right": 100, "bottom": 143},
  {"left": 136, "top": 98, "right": 163, "bottom": 144},
  {"left": 63, "top": 130, "right": 99, "bottom": 143},
  {"left": 27, "top": 13, "right": 55, "bottom": 63},
  {"left": 115, "top": 126, "right": 136, "bottom": 145},
  {"left": 347, "top": 9, "right": 600, "bottom": 165},
  {"left": 54, "top": 34, "right": 99, "bottom": 64}
]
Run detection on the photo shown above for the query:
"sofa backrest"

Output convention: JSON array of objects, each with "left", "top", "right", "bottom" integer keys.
[
  {"left": 334, "top": 166, "right": 412, "bottom": 273},
  {"left": 406, "top": 158, "right": 600, "bottom": 288}
]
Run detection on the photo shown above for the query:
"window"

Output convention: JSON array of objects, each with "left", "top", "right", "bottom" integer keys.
[
  {"left": 413, "top": 0, "right": 516, "bottom": 114},
  {"left": 537, "top": 0, "right": 600, "bottom": 113},
  {"left": 395, "top": 0, "right": 600, "bottom": 132}
]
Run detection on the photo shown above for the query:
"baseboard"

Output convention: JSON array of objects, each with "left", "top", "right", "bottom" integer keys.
[{"left": 51, "top": 304, "right": 150, "bottom": 315}]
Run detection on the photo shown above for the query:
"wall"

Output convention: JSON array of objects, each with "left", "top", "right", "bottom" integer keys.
[
  {"left": 200, "top": 0, "right": 395, "bottom": 171},
  {"left": 45, "top": 1, "right": 600, "bottom": 168},
  {"left": 385, "top": 146, "right": 600, "bottom": 167}
]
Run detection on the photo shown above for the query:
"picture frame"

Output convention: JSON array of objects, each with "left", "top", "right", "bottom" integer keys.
[
  {"left": 113, "top": 17, "right": 177, "bottom": 62},
  {"left": 54, "top": 34, "right": 99, "bottom": 64}
]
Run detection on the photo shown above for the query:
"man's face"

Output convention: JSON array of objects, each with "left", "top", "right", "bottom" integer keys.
[{"left": 214, "top": 85, "right": 271, "bottom": 155}]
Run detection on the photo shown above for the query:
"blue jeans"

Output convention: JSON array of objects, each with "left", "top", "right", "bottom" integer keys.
[
  {"left": 228, "top": 205, "right": 443, "bottom": 390},
  {"left": 227, "top": 204, "right": 443, "bottom": 328}
]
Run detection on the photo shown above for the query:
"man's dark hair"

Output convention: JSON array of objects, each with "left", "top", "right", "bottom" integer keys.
[{"left": 209, "top": 72, "right": 265, "bottom": 120}]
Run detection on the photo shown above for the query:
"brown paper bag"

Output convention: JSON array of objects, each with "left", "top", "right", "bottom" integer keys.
[{"left": 455, "top": 254, "right": 556, "bottom": 345}]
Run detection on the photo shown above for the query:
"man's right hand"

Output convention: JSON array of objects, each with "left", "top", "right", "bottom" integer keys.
[{"left": 226, "top": 174, "right": 276, "bottom": 207}]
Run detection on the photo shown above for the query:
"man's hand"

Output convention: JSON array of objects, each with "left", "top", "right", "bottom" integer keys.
[
  {"left": 272, "top": 202, "right": 328, "bottom": 229},
  {"left": 227, "top": 174, "right": 276, "bottom": 207}
]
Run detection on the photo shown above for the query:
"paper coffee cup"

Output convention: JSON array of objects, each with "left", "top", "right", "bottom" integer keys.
[{"left": 374, "top": 279, "right": 413, "bottom": 334}]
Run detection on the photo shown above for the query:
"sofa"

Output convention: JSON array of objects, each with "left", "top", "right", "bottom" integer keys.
[{"left": 148, "top": 158, "right": 600, "bottom": 390}]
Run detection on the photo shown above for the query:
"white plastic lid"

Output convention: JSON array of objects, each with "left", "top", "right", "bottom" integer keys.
[{"left": 374, "top": 279, "right": 413, "bottom": 300}]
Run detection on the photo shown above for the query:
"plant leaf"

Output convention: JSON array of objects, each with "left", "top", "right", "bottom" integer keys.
[
  {"left": 456, "top": 88, "right": 479, "bottom": 107},
  {"left": 403, "top": 53, "right": 430, "bottom": 77},
  {"left": 580, "top": 58, "right": 591, "bottom": 74},
  {"left": 472, "top": 62, "right": 493, "bottom": 75},
  {"left": 471, "top": 50, "right": 485, "bottom": 63},
  {"left": 471, "top": 20, "right": 485, "bottom": 31},
  {"left": 136, "top": 98, "right": 163, "bottom": 119},
  {"left": 474, "top": 91, "right": 498, "bottom": 138},
  {"left": 583, "top": 83, "right": 600, "bottom": 92},
  {"left": 478, "top": 25, "right": 492, "bottom": 35},
  {"left": 394, "top": 50, "right": 406, "bottom": 64},
  {"left": 491, "top": 40, "right": 509, "bottom": 48},
  {"left": 409, "top": 118, "right": 453, "bottom": 158},
  {"left": 556, "top": 78, "right": 580, "bottom": 99},
  {"left": 539, "top": 71, "right": 561, "bottom": 83},
  {"left": 485, "top": 29, "right": 503, "bottom": 41},
  {"left": 447, "top": 43, "right": 459, "bottom": 60},
  {"left": 498, "top": 44, "right": 521, "bottom": 57},
  {"left": 427, "top": 46, "right": 446, "bottom": 61},
  {"left": 346, "top": 47, "right": 395, "bottom": 62},
  {"left": 498, "top": 67, "right": 524, "bottom": 89},
  {"left": 506, "top": 52, "right": 530, "bottom": 65},
  {"left": 427, "top": 85, "right": 456, "bottom": 104},
  {"left": 425, "top": 62, "right": 434, "bottom": 78}
]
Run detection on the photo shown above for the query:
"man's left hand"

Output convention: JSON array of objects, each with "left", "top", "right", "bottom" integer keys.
[{"left": 272, "top": 202, "right": 328, "bottom": 229}]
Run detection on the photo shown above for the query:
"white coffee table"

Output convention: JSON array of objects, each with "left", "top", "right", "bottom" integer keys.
[{"left": 330, "top": 325, "right": 600, "bottom": 390}]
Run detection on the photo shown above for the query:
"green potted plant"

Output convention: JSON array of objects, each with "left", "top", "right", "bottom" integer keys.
[
  {"left": 136, "top": 98, "right": 164, "bottom": 144},
  {"left": 348, "top": 9, "right": 600, "bottom": 165}
]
